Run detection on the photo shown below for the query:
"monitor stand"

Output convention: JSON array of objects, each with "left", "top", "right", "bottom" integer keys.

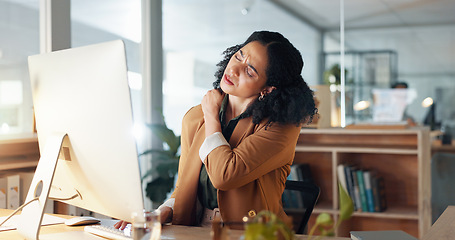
[{"left": 17, "top": 133, "right": 69, "bottom": 240}]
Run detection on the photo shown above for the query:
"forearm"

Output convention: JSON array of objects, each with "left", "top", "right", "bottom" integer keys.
[{"left": 204, "top": 116, "right": 222, "bottom": 137}]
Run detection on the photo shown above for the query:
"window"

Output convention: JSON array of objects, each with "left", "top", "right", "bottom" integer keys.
[{"left": 0, "top": 0, "right": 39, "bottom": 135}]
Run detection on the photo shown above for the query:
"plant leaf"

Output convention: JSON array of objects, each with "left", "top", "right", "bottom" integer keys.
[
  {"left": 145, "top": 176, "right": 175, "bottom": 203},
  {"left": 141, "top": 168, "right": 155, "bottom": 180},
  {"left": 315, "top": 213, "right": 333, "bottom": 227},
  {"left": 155, "top": 160, "right": 179, "bottom": 177},
  {"left": 147, "top": 123, "right": 180, "bottom": 153},
  {"left": 140, "top": 149, "right": 173, "bottom": 158},
  {"left": 338, "top": 182, "right": 354, "bottom": 221}
]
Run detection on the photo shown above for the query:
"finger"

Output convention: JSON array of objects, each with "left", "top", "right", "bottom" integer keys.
[
  {"left": 120, "top": 221, "right": 129, "bottom": 230},
  {"left": 114, "top": 221, "right": 122, "bottom": 229}
]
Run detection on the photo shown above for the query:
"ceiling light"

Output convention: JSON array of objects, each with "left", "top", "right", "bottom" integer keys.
[
  {"left": 421, "top": 97, "right": 433, "bottom": 108},
  {"left": 353, "top": 100, "right": 370, "bottom": 111},
  {"left": 241, "top": 0, "right": 255, "bottom": 15}
]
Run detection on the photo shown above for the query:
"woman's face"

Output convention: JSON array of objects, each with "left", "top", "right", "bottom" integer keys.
[{"left": 220, "top": 41, "right": 269, "bottom": 100}]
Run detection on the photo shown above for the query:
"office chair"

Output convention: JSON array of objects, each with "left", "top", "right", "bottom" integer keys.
[{"left": 283, "top": 180, "right": 320, "bottom": 234}]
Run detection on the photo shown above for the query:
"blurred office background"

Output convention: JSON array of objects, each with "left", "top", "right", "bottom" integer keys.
[{"left": 1, "top": 0, "right": 455, "bottom": 206}]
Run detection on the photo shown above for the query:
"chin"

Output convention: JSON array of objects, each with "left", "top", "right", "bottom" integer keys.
[{"left": 219, "top": 83, "right": 229, "bottom": 94}]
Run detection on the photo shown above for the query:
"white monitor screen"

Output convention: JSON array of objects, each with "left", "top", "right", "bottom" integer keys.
[{"left": 28, "top": 40, "right": 144, "bottom": 222}]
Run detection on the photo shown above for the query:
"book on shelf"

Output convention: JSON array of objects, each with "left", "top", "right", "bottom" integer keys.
[
  {"left": 356, "top": 169, "right": 369, "bottom": 212},
  {"left": 351, "top": 167, "right": 362, "bottom": 211},
  {"left": 339, "top": 164, "right": 386, "bottom": 213},
  {"left": 291, "top": 163, "right": 313, "bottom": 183},
  {"left": 281, "top": 164, "right": 303, "bottom": 208},
  {"left": 2, "top": 171, "right": 54, "bottom": 213},
  {"left": 282, "top": 186, "right": 302, "bottom": 208},
  {"left": 343, "top": 165, "right": 357, "bottom": 210},
  {"left": 350, "top": 230, "right": 417, "bottom": 240},
  {"left": 337, "top": 164, "right": 348, "bottom": 191},
  {"left": 288, "top": 164, "right": 300, "bottom": 181},
  {"left": 7, "top": 175, "right": 20, "bottom": 209},
  {"left": 0, "top": 178, "right": 6, "bottom": 209},
  {"left": 338, "top": 164, "right": 357, "bottom": 211},
  {"left": 373, "top": 176, "right": 387, "bottom": 212},
  {"left": 370, "top": 173, "right": 380, "bottom": 212},
  {"left": 283, "top": 163, "right": 314, "bottom": 209},
  {"left": 363, "top": 170, "right": 376, "bottom": 212}
]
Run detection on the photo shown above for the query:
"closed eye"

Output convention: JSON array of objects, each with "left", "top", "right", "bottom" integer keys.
[
  {"left": 246, "top": 68, "right": 254, "bottom": 77},
  {"left": 237, "top": 49, "right": 258, "bottom": 78}
]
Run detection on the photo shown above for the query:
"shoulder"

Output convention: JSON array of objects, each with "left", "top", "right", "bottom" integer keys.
[
  {"left": 182, "top": 104, "right": 203, "bottom": 122},
  {"left": 181, "top": 104, "right": 204, "bottom": 134},
  {"left": 246, "top": 118, "right": 301, "bottom": 144},
  {"left": 255, "top": 118, "right": 301, "bottom": 134}
]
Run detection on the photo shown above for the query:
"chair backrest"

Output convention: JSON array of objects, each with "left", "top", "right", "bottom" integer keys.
[{"left": 282, "top": 180, "right": 320, "bottom": 234}]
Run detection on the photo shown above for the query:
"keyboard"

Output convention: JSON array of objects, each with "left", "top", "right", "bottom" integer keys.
[{"left": 84, "top": 225, "right": 132, "bottom": 240}]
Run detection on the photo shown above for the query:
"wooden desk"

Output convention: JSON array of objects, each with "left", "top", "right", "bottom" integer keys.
[
  {"left": 422, "top": 205, "right": 455, "bottom": 240},
  {"left": 0, "top": 209, "right": 349, "bottom": 240},
  {"left": 432, "top": 139, "right": 455, "bottom": 155}
]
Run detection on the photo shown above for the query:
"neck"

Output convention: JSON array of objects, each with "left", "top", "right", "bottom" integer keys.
[{"left": 226, "top": 95, "right": 255, "bottom": 121}]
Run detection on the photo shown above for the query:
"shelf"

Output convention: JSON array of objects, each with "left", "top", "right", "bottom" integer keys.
[
  {"left": 351, "top": 206, "right": 418, "bottom": 220},
  {"left": 313, "top": 204, "right": 338, "bottom": 215},
  {"left": 0, "top": 158, "right": 38, "bottom": 171},
  {"left": 300, "top": 127, "right": 426, "bottom": 135},
  {"left": 0, "top": 132, "right": 37, "bottom": 142},
  {"left": 0, "top": 133, "right": 39, "bottom": 172},
  {"left": 0, "top": 133, "right": 39, "bottom": 158},
  {"left": 293, "top": 128, "right": 431, "bottom": 238},
  {"left": 295, "top": 146, "right": 418, "bottom": 155},
  {"left": 313, "top": 205, "right": 418, "bottom": 220}
]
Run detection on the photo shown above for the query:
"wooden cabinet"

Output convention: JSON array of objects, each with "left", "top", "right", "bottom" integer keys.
[
  {"left": 0, "top": 133, "right": 39, "bottom": 172},
  {"left": 295, "top": 127, "right": 431, "bottom": 238}
]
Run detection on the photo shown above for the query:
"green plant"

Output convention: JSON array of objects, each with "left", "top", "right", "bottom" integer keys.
[
  {"left": 244, "top": 210, "right": 295, "bottom": 240},
  {"left": 141, "top": 120, "right": 180, "bottom": 205},
  {"left": 307, "top": 183, "right": 354, "bottom": 240},
  {"left": 323, "top": 64, "right": 349, "bottom": 85}
]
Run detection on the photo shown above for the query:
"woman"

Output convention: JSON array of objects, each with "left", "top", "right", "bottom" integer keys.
[{"left": 117, "top": 30, "right": 316, "bottom": 229}]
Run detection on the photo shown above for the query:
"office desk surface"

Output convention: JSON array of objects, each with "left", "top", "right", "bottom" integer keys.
[
  {"left": 422, "top": 205, "right": 455, "bottom": 240},
  {"left": 0, "top": 209, "right": 349, "bottom": 240}
]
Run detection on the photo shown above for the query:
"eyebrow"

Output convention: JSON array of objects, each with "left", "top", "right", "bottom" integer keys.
[{"left": 240, "top": 50, "right": 259, "bottom": 75}]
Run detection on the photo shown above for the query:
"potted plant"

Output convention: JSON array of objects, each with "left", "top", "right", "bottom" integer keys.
[
  {"left": 141, "top": 118, "right": 180, "bottom": 206},
  {"left": 307, "top": 183, "right": 354, "bottom": 239},
  {"left": 244, "top": 210, "right": 295, "bottom": 240}
]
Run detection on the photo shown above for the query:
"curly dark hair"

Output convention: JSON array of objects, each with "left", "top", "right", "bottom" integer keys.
[{"left": 213, "top": 31, "right": 317, "bottom": 126}]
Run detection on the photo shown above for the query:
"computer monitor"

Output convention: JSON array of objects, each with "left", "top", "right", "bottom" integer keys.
[{"left": 19, "top": 40, "right": 144, "bottom": 239}]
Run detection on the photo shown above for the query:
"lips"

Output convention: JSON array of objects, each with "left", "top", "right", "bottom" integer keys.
[{"left": 223, "top": 74, "right": 234, "bottom": 85}]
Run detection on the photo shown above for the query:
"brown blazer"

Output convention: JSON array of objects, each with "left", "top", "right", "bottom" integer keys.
[{"left": 171, "top": 105, "right": 301, "bottom": 227}]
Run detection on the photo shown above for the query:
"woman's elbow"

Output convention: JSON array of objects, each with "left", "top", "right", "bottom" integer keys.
[
  {"left": 210, "top": 175, "right": 240, "bottom": 191},
  {"left": 210, "top": 177, "right": 230, "bottom": 190}
]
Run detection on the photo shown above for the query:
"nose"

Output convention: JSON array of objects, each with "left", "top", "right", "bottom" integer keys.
[{"left": 229, "top": 61, "right": 243, "bottom": 77}]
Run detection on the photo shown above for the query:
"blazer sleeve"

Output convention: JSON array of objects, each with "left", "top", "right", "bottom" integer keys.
[
  {"left": 204, "top": 122, "right": 301, "bottom": 191},
  {"left": 170, "top": 106, "right": 202, "bottom": 199}
]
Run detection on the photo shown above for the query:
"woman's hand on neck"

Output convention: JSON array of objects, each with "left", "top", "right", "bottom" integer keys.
[{"left": 201, "top": 89, "right": 225, "bottom": 137}]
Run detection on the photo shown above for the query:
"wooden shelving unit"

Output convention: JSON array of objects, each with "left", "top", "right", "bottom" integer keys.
[
  {"left": 0, "top": 133, "right": 40, "bottom": 172},
  {"left": 295, "top": 127, "right": 431, "bottom": 238}
]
